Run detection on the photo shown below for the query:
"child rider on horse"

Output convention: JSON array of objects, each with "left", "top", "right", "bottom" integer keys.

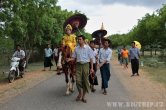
[{"left": 62, "top": 24, "right": 76, "bottom": 53}]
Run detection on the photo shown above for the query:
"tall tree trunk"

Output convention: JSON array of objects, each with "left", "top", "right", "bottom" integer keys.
[
  {"left": 26, "top": 49, "right": 33, "bottom": 68},
  {"left": 23, "top": 42, "right": 33, "bottom": 68},
  {"left": 155, "top": 49, "right": 157, "bottom": 55},
  {"left": 150, "top": 49, "right": 153, "bottom": 57}
]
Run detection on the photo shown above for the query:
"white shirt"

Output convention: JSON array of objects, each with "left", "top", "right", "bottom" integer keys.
[
  {"left": 13, "top": 50, "right": 25, "bottom": 59},
  {"left": 99, "top": 48, "right": 112, "bottom": 63},
  {"left": 53, "top": 48, "right": 58, "bottom": 57},
  {"left": 44, "top": 48, "right": 52, "bottom": 57},
  {"left": 72, "top": 44, "right": 93, "bottom": 63},
  {"left": 91, "top": 48, "right": 98, "bottom": 63}
]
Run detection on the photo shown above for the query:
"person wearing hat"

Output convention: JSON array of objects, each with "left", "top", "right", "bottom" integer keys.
[{"left": 62, "top": 24, "right": 76, "bottom": 52}]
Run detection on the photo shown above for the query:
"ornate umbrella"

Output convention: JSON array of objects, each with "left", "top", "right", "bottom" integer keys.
[
  {"left": 92, "top": 23, "right": 107, "bottom": 46},
  {"left": 63, "top": 14, "right": 87, "bottom": 34},
  {"left": 92, "top": 30, "right": 107, "bottom": 39},
  {"left": 134, "top": 41, "right": 141, "bottom": 49}
]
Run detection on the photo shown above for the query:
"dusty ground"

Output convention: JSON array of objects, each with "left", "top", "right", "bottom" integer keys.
[
  {"left": 111, "top": 58, "right": 166, "bottom": 110},
  {"left": 0, "top": 59, "right": 166, "bottom": 109},
  {"left": 0, "top": 67, "right": 56, "bottom": 104}
]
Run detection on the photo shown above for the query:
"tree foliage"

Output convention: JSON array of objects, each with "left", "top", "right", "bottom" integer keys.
[{"left": 0, "top": 0, "right": 91, "bottom": 62}]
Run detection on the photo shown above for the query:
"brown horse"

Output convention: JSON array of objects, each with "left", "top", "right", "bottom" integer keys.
[{"left": 57, "top": 45, "right": 76, "bottom": 95}]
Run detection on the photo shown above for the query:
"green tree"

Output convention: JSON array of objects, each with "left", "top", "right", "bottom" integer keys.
[{"left": 1, "top": 0, "right": 90, "bottom": 64}]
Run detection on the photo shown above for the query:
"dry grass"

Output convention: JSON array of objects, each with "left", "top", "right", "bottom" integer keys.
[
  {"left": 142, "top": 66, "right": 166, "bottom": 86},
  {"left": 26, "top": 62, "right": 44, "bottom": 71}
]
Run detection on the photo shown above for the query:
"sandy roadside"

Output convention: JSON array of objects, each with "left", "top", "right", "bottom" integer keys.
[
  {"left": 0, "top": 69, "right": 56, "bottom": 104},
  {"left": 111, "top": 57, "right": 166, "bottom": 110}
]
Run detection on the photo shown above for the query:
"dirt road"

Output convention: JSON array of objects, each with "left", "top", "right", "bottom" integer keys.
[{"left": 0, "top": 59, "right": 165, "bottom": 110}]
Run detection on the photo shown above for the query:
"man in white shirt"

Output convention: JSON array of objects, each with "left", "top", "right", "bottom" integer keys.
[
  {"left": 13, "top": 44, "right": 25, "bottom": 72},
  {"left": 13, "top": 45, "right": 25, "bottom": 59},
  {"left": 67, "top": 35, "right": 94, "bottom": 103},
  {"left": 43, "top": 44, "right": 53, "bottom": 71},
  {"left": 98, "top": 39, "right": 112, "bottom": 95}
]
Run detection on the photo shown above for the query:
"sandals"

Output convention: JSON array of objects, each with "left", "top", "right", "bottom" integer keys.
[
  {"left": 76, "top": 96, "right": 87, "bottom": 103},
  {"left": 76, "top": 96, "right": 81, "bottom": 101},
  {"left": 81, "top": 98, "right": 87, "bottom": 103},
  {"left": 103, "top": 92, "right": 107, "bottom": 95},
  {"left": 103, "top": 91, "right": 107, "bottom": 95}
]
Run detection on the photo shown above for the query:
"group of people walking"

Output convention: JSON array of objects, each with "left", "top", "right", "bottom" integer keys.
[
  {"left": 68, "top": 35, "right": 112, "bottom": 103},
  {"left": 43, "top": 24, "right": 112, "bottom": 103},
  {"left": 118, "top": 41, "right": 140, "bottom": 76}
]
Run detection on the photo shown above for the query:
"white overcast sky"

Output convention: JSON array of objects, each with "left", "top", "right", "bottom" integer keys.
[{"left": 57, "top": 0, "right": 166, "bottom": 36}]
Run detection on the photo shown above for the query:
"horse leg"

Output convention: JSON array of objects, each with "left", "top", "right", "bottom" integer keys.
[
  {"left": 57, "top": 52, "right": 62, "bottom": 75},
  {"left": 65, "top": 74, "right": 71, "bottom": 95},
  {"left": 64, "top": 65, "right": 70, "bottom": 95},
  {"left": 69, "top": 65, "right": 75, "bottom": 92},
  {"left": 69, "top": 75, "right": 75, "bottom": 92}
]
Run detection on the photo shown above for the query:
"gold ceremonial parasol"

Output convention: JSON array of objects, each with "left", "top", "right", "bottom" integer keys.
[
  {"left": 92, "top": 22, "right": 107, "bottom": 38},
  {"left": 63, "top": 14, "right": 87, "bottom": 34},
  {"left": 134, "top": 41, "right": 141, "bottom": 49},
  {"left": 92, "top": 22, "right": 107, "bottom": 45}
]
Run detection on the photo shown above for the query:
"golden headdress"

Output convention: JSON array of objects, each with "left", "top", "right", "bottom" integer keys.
[{"left": 65, "top": 24, "right": 72, "bottom": 31}]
